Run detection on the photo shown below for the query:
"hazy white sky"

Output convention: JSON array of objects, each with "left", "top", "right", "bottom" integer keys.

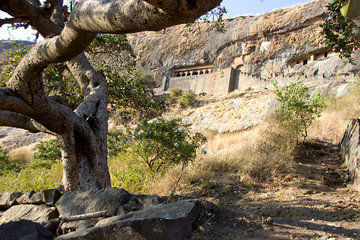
[{"left": 0, "top": 0, "right": 315, "bottom": 41}]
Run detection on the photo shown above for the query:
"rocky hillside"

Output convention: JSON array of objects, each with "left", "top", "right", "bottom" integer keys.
[
  {"left": 128, "top": 0, "right": 359, "bottom": 90},
  {"left": 0, "top": 40, "right": 33, "bottom": 53}
]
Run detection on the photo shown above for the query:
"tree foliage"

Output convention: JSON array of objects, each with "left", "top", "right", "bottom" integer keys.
[
  {"left": 1, "top": 36, "right": 164, "bottom": 116},
  {"left": 130, "top": 118, "right": 207, "bottom": 172},
  {"left": 32, "top": 139, "right": 61, "bottom": 162},
  {"left": 321, "top": 0, "right": 360, "bottom": 63},
  {"left": 89, "top": 34, "right": 166, "bottom": 118},
  {"left": 272, "top": 80, "right": 326, "bottom": 143}
]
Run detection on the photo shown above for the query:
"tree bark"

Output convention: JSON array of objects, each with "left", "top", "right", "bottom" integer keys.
[{"left": 0, "top": 0, "right": 221, "bottom": 191}]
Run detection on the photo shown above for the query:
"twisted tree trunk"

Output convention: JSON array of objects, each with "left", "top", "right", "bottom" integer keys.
[{"left": 0, "top": 0, "right": 221, "bottom": 191}]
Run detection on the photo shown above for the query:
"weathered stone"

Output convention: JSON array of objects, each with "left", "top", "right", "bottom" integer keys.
[
  {"left": 17, "top": 189, "right": 62, "bottom": 206},
  {"left": 118, "top": 194, "right": 165, "bottom": 215},
  {"left": 340, "top": 119, "right": 360, "bottom": 191},
  {"left": 0, "top": 219, "right": 53, "bottom": 240},
  {"left": 55, "top": 187, "right": 132, "bottom": 232},
  {"left": 57, "top": 200, "right": 201, "bottom": 240},
  {"left": 16, "top": 191, "right": 36, "bottom": 205},
  {"left": 0, "top": 204, "right": 58, "bottom": 223},
  {"left": 29, "top": 192, "right": 44, "bottom": 205},
  {"left": 42, "top": 189, "right": 62, "bottom": 206},
  {"left": 0, "top": 192, "right": 23, "bottom": 209}
]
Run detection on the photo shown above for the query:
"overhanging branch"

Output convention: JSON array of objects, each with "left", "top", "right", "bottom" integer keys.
[
  {"left": 0, "top": 110, "right": 53, "bottom": 134},
  {"left": 0, "top": 17, "right": 30, "bottom": 27}
]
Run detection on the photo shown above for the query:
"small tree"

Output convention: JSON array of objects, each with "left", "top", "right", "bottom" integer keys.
[
  {"left": 272, "top": 80, "right": 326, "bottom": 143},
  {"left": 130, "top": 118, "right": 207, "bottom": 172}
]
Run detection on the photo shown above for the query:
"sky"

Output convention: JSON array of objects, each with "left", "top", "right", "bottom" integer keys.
[{"left": 0, "top": 0, "right": 315, "bottom": 41}]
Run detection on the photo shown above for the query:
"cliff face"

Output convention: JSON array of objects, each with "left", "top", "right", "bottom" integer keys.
[{"left": 128, "top": 0, "right": 359, "bottom": 91}]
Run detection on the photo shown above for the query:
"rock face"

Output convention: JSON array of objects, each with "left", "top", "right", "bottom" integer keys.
[{"left": 129, "top": 0, "right": 360, "bottom": 94}]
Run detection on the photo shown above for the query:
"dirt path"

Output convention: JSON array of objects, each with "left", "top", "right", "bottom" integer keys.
[{"left": 181, "top": 140, "right": 360, "bottom": 239}]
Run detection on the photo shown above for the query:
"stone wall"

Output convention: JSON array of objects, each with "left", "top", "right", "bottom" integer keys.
[
  {"left": 340, "top": 119, "right": 360, "bottom": 191},
  {"left": 167, "top": 67, "right": 236, "bottom": 95}
]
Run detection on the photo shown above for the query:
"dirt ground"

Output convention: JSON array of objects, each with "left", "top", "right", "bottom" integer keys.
[{"left": 177, "top": 140, "right": 360, "bottom": 239}]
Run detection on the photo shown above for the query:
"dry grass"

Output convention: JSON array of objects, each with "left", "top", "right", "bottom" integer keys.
[
  {"left": 205, "top": 126, "right": 262, "bottom": 152},
  {"left": 8, "top": 143, "right": 36, "bottom": 163},
  {"left": 145, "top": 121, "right": 297, "bottom": 196},
  {"left": 308, "top": 110, "right": 348, "bottom": 144}
]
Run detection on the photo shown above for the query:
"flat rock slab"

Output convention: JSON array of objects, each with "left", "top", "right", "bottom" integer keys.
[
  {"left": 0, "top": 219, "right": 53, "bottom": 240},
  {"left": 57, "top": 200, "right": 202, "bottom": 240},
  {"left": 56, "top": 187, "right": 132, "bottom": 232},
  {"left": 0, "top": 204, "right": 58, "bottom": 223}
]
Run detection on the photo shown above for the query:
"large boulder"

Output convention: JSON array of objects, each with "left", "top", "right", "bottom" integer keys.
[
  {"left": 55, "top": 187, "right": 132, "bottom": 232},
  {"left": 0, "top": 204, "right": 58, "bottom": 223},
  {"left": 0, "top": 219, "right": 53, "bottom": 240},
  {"left": 57, "top": 200, "right": 202, "bottom": 240}
]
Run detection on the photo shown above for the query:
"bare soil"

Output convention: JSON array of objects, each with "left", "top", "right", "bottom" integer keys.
[{"left": 177, "top": 140, "right": 360, "bottom": 239}]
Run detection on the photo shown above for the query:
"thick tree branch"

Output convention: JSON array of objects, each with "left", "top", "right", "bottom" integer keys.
[
  {"left": 0, "top": 110, "right": 55, "bottom": 135},
  {"left": 0, "top": 110, "right": 40, "bottom": 133},
  {"left": 49, "top": 0, "right": 65, "bottom": 27},
  {"left": 1, "top": 0, "right": 62, "bottom": 38},
  {"left": 0, "top": 17, "right": 29, "bottom": 27}
]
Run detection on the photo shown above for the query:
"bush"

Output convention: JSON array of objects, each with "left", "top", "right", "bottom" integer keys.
[
  {"left": 109, "top": 151, "right": 153, "bottom": 192},
  {"left": 167, "top": 88, "right": 197, "bottom": 107},
  {"left": 0, "top": 147, "right": 24, "bottom": 175},
  {"left": 272, "top": 79, "right": 326, "bottom": 143},
  {"left": 178, "top": 91, "right": 196, "bottom": 107},
  {"left": 32, "top": 139, "right": 61, "bottom": 168},
  {"left": 107, "top": 129, "right": 130, "bottom": 157},
  {"left": 130, "top": 118, "right": 207, "bottom": 172},
  {"left": 169, "top": 88, "right": 183, "bottom": 99}
]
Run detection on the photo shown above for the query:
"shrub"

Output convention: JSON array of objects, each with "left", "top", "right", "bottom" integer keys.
[
  {"left": 130, "top": 118, "right": 207, "bottom": 172},
  {"left": 272, "top": 79, "right": 326, "bottom": 143},
  {"left": 169, "top": 88, "right": 183, "bottom": 99},
  {"left": 32, "top": 139, "right": 61, "bottom": 168},
  {"left": 107, "top": 129, "right": 130, "bottom": 157},
  {"left": 0, "top": 147, "right": 24, "bottom": 175},
  {"left": 167, "top": 88, "right": 197, "bottom": 107},
  {"left": 178, "top": 91, "right": 196, "bottom": 107},
  {"left": 109, "top": 151, "right": 153, "bottom": 192}
]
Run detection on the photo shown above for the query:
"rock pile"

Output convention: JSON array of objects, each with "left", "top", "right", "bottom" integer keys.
[{"left": 0, "top": 188, "right": 211, "bottom": 240}]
